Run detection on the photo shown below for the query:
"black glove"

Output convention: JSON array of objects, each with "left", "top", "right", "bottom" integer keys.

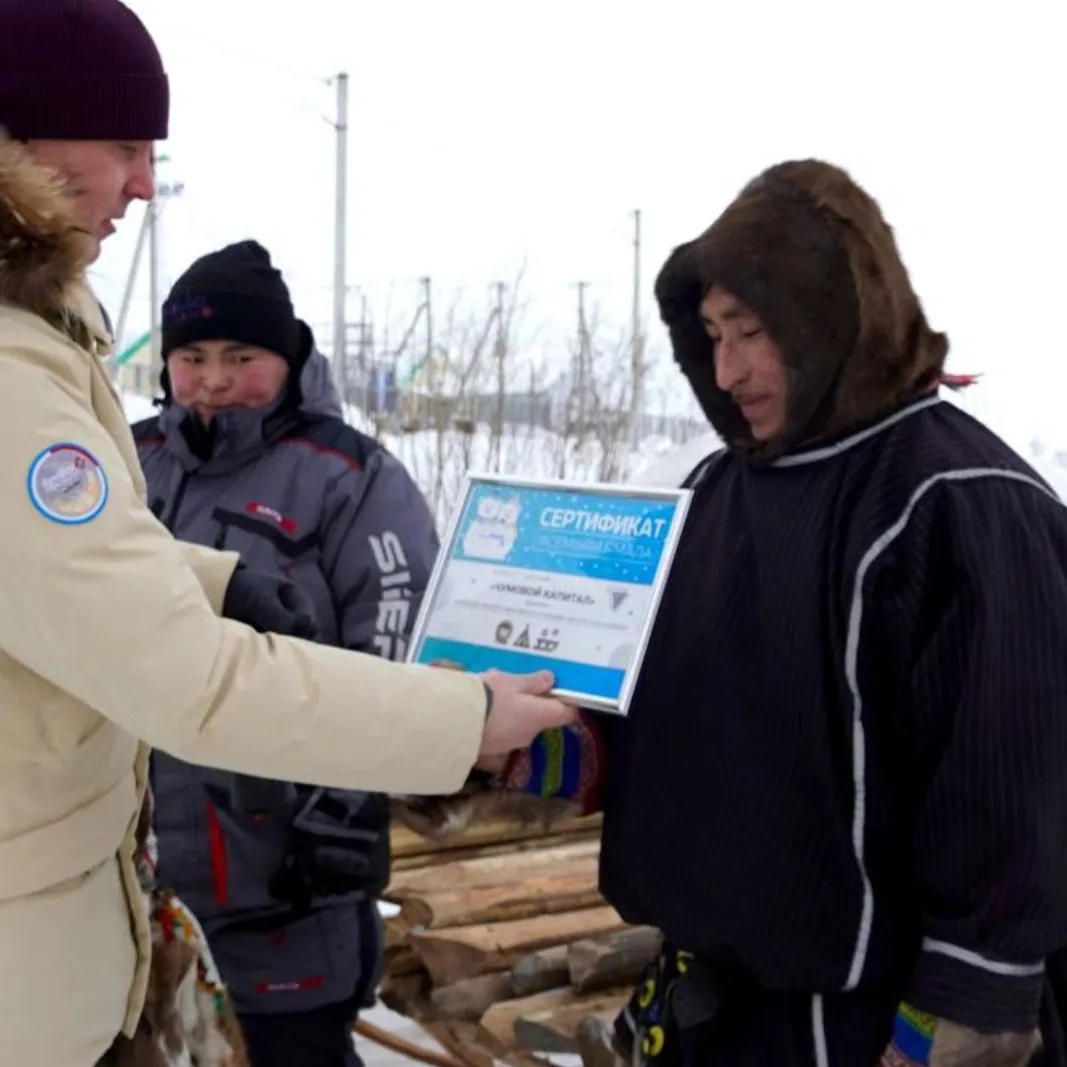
[{"left": 221, "top": 565, "right": 320, "bottom": 640}]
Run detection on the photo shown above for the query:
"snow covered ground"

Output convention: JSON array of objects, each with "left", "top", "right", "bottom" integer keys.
[
  {"left": 356, "top": 1005, "right": 583, "bottom": 1067},
  {"left": 357, "top": 1005, "right": 447, "bottom": 1066},
  {"left": 628, "top": 395, "right": 1067, "bottom": 496}
]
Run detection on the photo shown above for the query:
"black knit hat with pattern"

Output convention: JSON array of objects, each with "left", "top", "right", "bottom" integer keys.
[
  {"left": 0, "top": 0, "right": 169, "bottom": 140},
  {"left": 161, "top": 240, "right": 301, "bottom": 364}
]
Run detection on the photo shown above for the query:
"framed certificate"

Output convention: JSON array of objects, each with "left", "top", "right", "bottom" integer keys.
[{"left": 407, "top": 474, "right": 692, "bottom": 716}]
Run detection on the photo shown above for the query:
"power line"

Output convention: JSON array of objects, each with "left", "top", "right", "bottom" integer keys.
[{"left": 160, "top": 19, "right": 331, "bottom": 87}]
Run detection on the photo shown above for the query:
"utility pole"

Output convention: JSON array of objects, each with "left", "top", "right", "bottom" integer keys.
[
  {"left": 358, "top": 292, "right": 369, "bottom": 371},
  {"left": 576, "top": 280, "right": 589, "bottom": 436},
  {"left": 492, "top": 281, "right": 507, "bottom": 468},
  {"left": 494, "top": 280, "right": 507, "bottom": 396},
  {"left": 147, "top": 197, "right": 162, "bottom": 366},
  {"left": 355, "top": 291, "right": 370, "bottom": 419},
  {"left": 107, "top": 159, "right": 182, "bottom": 392},
  {"left": 145, "top": 160, "right": 184, "bottom": 380},
  {"left": 421, "top": 276, "right": 433, "bottom": 364},
  {"left": 331, "top": 71, "right": 350, "bottom": 398},
  {"left": 577, "top": 280, "right": 589, "bottom": 361},
  {"left": 630, "top": 208, "right": 644, "bottom": 448},
  {"left": 110, "top": 208, "right": 152, "bottom": 375}
]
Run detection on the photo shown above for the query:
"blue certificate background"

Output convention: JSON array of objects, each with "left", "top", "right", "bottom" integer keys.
[{"left": 414, "top": 483, "right": 682, "bottom": 703}]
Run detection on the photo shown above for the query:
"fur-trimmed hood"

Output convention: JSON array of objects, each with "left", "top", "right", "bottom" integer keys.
[
  {"left": 0, "top": 132, "right": 99, "bottom": 327},
  {"left": 655, "top": 160, "right": 949, "bottom": 463}
]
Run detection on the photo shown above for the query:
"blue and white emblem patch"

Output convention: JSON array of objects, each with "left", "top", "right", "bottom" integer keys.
[{"left": 27, "top": 443, "right": 109, "bottom": 525}]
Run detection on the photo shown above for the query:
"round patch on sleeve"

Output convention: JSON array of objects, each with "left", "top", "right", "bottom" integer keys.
[{"left": 27, "top": 443, "right": 109, "bottom": 525}]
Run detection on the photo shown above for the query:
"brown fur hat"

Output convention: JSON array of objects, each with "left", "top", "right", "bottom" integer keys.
[{"left": 655, "top": 160, "right": 949, "bottom": 462}]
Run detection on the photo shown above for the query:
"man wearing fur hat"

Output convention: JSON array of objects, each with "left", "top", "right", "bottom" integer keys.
[
  {"left": 0, "top": 2, "right": 572, "bottom": 1065},
  {"left": 465, "top": 161, "right": 1067, "bottom": 1067}
]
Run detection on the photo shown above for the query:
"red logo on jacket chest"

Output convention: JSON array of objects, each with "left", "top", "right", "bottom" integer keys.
[{"left": 246, "top": 501, "right": 299, "bottom": 533}]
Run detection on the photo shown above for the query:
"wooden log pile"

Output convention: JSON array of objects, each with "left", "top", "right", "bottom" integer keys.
[{"left": 381, "top": 814, "right": 661, "bottom": 1066}]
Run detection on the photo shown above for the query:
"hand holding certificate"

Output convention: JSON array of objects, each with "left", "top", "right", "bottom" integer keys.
[{"left": 410, "top": 475, "right": 691, "bottom": 716}]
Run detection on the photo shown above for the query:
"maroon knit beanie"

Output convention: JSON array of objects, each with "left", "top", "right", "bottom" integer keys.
[{"left": 0, "top": 0, "right": 169, "bottom": 141}]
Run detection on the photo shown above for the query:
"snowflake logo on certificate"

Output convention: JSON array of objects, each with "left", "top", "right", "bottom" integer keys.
[{"left": 462, "top": 492, "right": 521, "bottom": 561}]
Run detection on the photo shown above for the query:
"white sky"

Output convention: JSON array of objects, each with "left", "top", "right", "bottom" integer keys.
[{"left": 94, "top": 0, "right": 1064, "bottom": 436}]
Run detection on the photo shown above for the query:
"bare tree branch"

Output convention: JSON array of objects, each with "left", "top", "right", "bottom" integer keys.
[{"left": 334, "top": 275, "right": 706, "bottom": 527}]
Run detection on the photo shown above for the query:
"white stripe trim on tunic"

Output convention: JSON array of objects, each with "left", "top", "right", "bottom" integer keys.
[
  {"left": 773, "top": 395, "right": 943, "bottom": 468},
  {"left": 810, "top": 945, "right": 1044, "bottom": 1067},
  {"left": 922, "top": 938, "right": 1045, "bottom": 977},
  {"left": 811, "top": 994, "right": 830, "bottom": 1067},
  {"left": 842, "top": 467, "right": 1061, "bottom": 992}
]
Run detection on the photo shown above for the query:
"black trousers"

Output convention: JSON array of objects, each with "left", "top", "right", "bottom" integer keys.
[{"left": 239, "top": 995, "right": 364, "bottom": 1067}]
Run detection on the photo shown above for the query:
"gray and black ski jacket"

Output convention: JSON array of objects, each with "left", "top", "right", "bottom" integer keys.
[{"left": 131, "top": 341, "right": 437, "bottom": 1015}]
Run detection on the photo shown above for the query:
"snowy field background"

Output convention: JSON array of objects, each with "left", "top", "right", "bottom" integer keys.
[
  {"left": 121, "top": 391, "right": 691, "bottom": 519},
  {"left": 123, "top": 389, "right": 1067, "bottom": 510}
]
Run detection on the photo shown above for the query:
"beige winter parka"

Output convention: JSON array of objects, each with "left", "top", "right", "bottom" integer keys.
[{"left": 0, "top": 135, "right": 487, "bottom": 1067}]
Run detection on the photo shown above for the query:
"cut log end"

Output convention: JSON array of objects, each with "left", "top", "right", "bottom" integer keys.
[
  {"left": 380, "top": 815, "right": 652, "bottom": 1067},
  {"left": 409, "top": 906, "right": 626, "bottom": 986},
  {"left": 568, "top": 926, "right": 663, "bottom": 991},
  {"left": 512, "top": 988, "right": 631, "bottom": 1055}
]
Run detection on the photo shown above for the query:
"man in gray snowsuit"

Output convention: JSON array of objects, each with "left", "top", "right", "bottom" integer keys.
[{"left": 131, "top": 240, "right": 429, "bottom": 1067}]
